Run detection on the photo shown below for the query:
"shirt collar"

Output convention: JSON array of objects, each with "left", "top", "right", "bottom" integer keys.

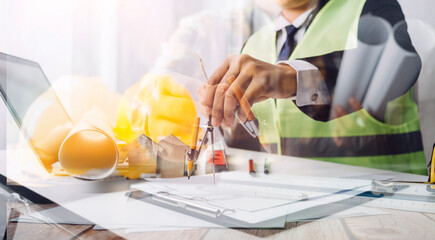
[{"left": 273, "top": 6, "right": 317, "bottom": 32}]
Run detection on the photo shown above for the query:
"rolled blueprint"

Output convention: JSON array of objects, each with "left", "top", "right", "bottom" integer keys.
[
  {"left": 331, "top": 15, "right": 392, "bottom": 116},
  {"left": 58, "top": 107, "right": 119, "bottom": 180},
  {"left": 363, "top": 20, "right": 422, "bottom": 121}
]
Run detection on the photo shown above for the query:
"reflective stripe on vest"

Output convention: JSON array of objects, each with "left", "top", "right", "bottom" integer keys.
[
  {"left": 280, "top": 131, "right": 423, "bottom": 158},
  {"left": 241, "top": 0, "right": 426, "bottom": 174}
]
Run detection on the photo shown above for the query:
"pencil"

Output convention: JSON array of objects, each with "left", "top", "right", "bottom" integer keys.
[{"left": 187, "top": 117, "right": 200, "bottom": 179}]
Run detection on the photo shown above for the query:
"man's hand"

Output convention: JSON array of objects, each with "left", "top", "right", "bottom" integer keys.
[
  {"left": 331, "top": 97, "right": 363, "bottom": 147},
  {"left": 199, "top": 54, "right": 297, "bottom": 127},
  {"left": 330, "top": 97, "right": 363, "bottom": 120}
]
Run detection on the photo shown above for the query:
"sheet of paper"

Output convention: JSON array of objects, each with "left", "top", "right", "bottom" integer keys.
[
  {"left": 139, "top": 171, "right": 433, "bottom": 223},
  {"left": 12, "top": 205, "right": 93, "bottom": 225},
  {"left": 106, "top": 206, "right": 387, "bottom": 233},
  {"left": 132, "top": 172, "right": 374, "bottom": 225},
  {"left": 14, "top": 191, "right": 221, "bottom": 229},
  {"left": 144, "top": 171, "right": 373, "bottom": 193},
  {"left": 284, "top": 193, "right": 388, "bottom": 222},
  {"left": 287, "top": 205, "right": 388, "bottom": 222}
]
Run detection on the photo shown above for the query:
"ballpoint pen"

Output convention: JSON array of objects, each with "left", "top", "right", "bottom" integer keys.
[
  {"left": 264, "top": 158, "right": 270, "bottom": 175},
  {"left": 227, "top": 75, "right": 272, "bottom": 154},
  {"left": 226, "top": 75, "right": 259, "bottom": 138},
  {"left": 224, "top": 74, "right": 279, "bottom": 157}
]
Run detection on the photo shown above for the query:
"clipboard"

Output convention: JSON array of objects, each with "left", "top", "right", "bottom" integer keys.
[
  {"left": 127, "top": 173, "right": 435, "bottom": 226},
  {"left": 125, "top": 189, "right": 287, "bottom": 228},
  {"left": 126, "top": 173, "right": 387, "bottom": 228}
]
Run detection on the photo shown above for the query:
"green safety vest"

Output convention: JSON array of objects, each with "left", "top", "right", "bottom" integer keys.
[{"left": 242, "top": 0, "right": 426, "bottom": 174}]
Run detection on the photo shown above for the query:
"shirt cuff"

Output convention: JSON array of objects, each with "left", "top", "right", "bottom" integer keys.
[{"left": 277, "top": 60, "right": 331, "bottom": 106}]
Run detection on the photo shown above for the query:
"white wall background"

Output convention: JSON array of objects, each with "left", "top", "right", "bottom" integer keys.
[{"left": 0, "top": 0, "right": 253, "bottom": 92}]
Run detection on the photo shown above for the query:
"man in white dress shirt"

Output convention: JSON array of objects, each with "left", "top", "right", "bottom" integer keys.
[{"left": 199, "top": 0, "right": 331, "bottom": 129}]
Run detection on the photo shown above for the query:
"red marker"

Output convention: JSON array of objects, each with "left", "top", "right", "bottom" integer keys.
[{"left": 249, "top": 159, "right": 256, "bottom": 176}]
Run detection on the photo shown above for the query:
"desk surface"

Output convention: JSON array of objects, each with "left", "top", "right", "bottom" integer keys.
[
  {"left": 3, "top": 148, "right": 435, "bottom": 239},
  {"left": 6, "top": 201, "right": 435, "bottom": 239}
]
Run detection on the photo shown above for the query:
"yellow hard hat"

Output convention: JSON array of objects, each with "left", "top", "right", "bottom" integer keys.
[
  {"left": 114, "top": 74, "right": 198, "bottom": 147},
  {"left": 22, "top": 76, "right": 120, "bottom": 174}
]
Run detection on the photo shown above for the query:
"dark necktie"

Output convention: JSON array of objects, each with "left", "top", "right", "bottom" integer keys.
[{"left": 277, "top": 25, "right": 298, "bottom": 61}]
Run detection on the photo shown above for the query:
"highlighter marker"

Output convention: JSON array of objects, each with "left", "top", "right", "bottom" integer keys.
[{"left": 249, "top": 159, "right": 256, "bottom": 176}]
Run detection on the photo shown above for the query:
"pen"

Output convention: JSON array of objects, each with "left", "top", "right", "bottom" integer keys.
[
  {"left": 264, "top": 158, "right": 269, "bottom": 175},
  {"left": 249, "top": 159, "right": 256, "bottom": 176},
  {"left": 226, "top": 76, "right": 259, "bottom": 138},
  {"left": 187, "top": 117, "right": 200, "bottom": 179}
]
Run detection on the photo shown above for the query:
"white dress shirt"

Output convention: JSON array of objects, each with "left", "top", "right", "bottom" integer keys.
[{"left": 274, "top": 7, "right": 331, "bottom": 106}]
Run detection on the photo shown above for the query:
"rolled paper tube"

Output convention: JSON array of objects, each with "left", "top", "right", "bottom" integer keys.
[
  {"left": 331, "top": 15, "right": 392, "bottom": 116},
  {"left": 59, "top": 107, "right": 119, "bottom": 180},
  {"left": 363, "top": 20, "right": 422, "bottom": 122}
]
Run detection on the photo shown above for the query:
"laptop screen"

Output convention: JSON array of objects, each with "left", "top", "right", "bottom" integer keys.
[
  {"left": 0, "top": 52, "right": 73, "bottom": 173},
  {"left": 0, "top": 52, "right": 71, "bottom": 126}
]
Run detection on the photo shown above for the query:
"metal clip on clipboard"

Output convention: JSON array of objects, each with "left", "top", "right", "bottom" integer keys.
[
  {"left": 152, "top": 192, "right": 223, "bottom": 218},
  {"left": 126, "top": 190, "right": 235, "bottom": 219}
]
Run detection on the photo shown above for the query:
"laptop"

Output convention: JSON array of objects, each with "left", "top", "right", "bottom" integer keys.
[
  {"left": 0, "top": 52, "right": 75, "bottom": 202},
  {"left": 0, "top": 52, "right": 130, "bottom": 204}
]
